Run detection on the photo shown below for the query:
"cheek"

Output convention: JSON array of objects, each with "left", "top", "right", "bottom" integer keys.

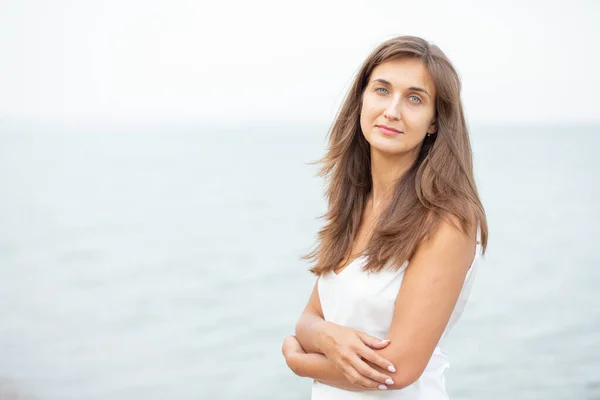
[
  {"left": 360, "top": 104, "right": 374, "bottom": 129},
  {"left": 404, "top": 108, "right": 434, "bottom": 132},
  {"left": 361, "top": 102, "right": 379, "bottom": 123},
  {"left": 359, "top": 112, "right": 369, "bottom": 138}
]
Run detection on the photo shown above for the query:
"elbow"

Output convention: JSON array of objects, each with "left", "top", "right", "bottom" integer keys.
[
  {"left": 388, "top": 370, "right": 422, "bottom": 390},
  {"left": 284, "top": 352, "right": 305, "bottom": 377},
  {"left": 375, "top": 346, "right": 429, "bottom": 390},
  {"left": 384, "top": 359, "right": 426, "bottom": 390},
  {"left": 281, "top": 338, "right": 305, "bottom": 378}
]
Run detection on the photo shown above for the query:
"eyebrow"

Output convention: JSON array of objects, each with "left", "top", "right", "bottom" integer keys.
[{"left": 370, "top": 78, "right": 431, "bottom": 98}]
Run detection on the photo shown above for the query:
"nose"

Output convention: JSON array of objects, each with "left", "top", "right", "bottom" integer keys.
[{"left": 383, "top": 96, "right": 402, "bottom": 121}]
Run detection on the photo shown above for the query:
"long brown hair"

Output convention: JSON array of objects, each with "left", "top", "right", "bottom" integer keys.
[{"left": 304, "top": 35, "right": 488, "bottom": 275}]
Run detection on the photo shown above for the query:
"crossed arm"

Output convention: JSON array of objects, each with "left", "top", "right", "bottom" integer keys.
[
  {"left": 286, "top": 285, "right": 395, "bottom": 391},
  {"left": 282, "top": 217, "right": 477, "bottom": 391}
]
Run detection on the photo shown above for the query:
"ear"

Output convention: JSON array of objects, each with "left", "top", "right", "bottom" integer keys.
[{"left": 427, "top": 118, "right": 437, "bottom": 135}]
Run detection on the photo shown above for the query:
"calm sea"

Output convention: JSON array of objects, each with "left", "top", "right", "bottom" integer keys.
[{"left": 0, "top": 122, "right": 599, "bottom": 400}]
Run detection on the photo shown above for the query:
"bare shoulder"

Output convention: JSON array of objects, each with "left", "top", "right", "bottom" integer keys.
[
  {"left": 410, "top": 213, "right": 478, "bottom": 275},
  {"left": 426, "top": 211, "right": 476, "bottom": 248}
]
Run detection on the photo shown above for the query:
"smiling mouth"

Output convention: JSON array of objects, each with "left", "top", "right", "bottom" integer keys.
[{"left": 376, "top": 125, "right": 403, "bottom": 136}]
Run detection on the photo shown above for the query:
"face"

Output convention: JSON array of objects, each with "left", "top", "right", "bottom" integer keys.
[{"left": 360, "top": 57, "right": 437, "bottom": 158}]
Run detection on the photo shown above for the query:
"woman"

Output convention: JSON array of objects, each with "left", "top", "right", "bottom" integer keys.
[{"left": 281, "top": 35, "right": 488, "bottom": 399}]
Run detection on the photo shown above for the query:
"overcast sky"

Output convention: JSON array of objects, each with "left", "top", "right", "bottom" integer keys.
[{"left": 0, "top": 0, "right": 598, "bottom": 125}]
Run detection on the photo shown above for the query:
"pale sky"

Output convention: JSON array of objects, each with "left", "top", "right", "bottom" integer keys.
[{"left": 0, "top": 0, "right": 598, "bottom": 125}]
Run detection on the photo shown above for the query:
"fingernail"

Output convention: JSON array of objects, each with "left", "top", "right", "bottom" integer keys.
[
  {"left": 381, "top": 339, "right": 390, "bottom": 343},
  {"left": 387, "top": 365, "right": 396, "bottom": 373},
  {"left": 378, "top": 384, "right": 387, "bottom": 390},
  {"left": 385, "top": 378, "right": 394, "bottom": 385}
]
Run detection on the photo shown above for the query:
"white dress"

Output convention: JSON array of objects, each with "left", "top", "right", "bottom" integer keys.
[{"left": 311, "top": 236, "right": 482, "bottom": 399}]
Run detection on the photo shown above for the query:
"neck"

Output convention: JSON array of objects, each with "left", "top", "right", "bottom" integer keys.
[{"left": 368, "top": 147, "right": 419, "bottom": 212}]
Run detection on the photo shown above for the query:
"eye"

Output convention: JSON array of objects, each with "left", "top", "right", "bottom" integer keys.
[
  {"left": 408, "top": 95, "right": 422, "bottom": 104},
  {"left": 375, "top": 87, "right": 389, "bottom": 94}
]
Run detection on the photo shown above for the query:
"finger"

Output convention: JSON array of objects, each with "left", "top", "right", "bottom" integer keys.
[
  {"left": 358, "top": 332, "right": 391, "bottom": 349},
  {"left": 351, "top": 355, "right": 395, "bottom": 386},
  {"left": 342, "top": 364, "right": 385, "bottom": 390},
  {"left": 358, "top": 346, "right": 396, "bottom": 373}
]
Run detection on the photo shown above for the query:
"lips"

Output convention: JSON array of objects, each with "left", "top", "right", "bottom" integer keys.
[{"left": 376, "top": 125, "right": 403, "bottom": 136}]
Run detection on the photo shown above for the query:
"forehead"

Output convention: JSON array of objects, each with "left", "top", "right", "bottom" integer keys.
[{"left": 368, "top": 58, "right": 436, "bottom": 96}]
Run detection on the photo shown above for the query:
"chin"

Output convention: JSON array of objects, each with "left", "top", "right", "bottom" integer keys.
[{"left": 369, "top": 135, "right": 408, "bottom": 155}]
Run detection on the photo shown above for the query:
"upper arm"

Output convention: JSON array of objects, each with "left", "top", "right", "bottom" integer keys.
[
  {"left": 378, "top": 217, "right": 477, "bottom": 388},
  {"left": 302, "top": 278, "right": 324, "bottom": 318},
  {"left": 294, "top": 278, "right": 327, "bottom": 353}
]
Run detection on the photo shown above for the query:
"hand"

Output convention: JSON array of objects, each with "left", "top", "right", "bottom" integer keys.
[{"left": 320, "top": 323, "right": 396, "bottom": 390}]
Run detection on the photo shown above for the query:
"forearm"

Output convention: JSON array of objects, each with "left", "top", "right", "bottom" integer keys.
[
  {"left": 295, "top": 311, "right": 332, "bottom": 354},
  {"left": 288, "top": 352, "right": 365, "bottom": 391}
]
